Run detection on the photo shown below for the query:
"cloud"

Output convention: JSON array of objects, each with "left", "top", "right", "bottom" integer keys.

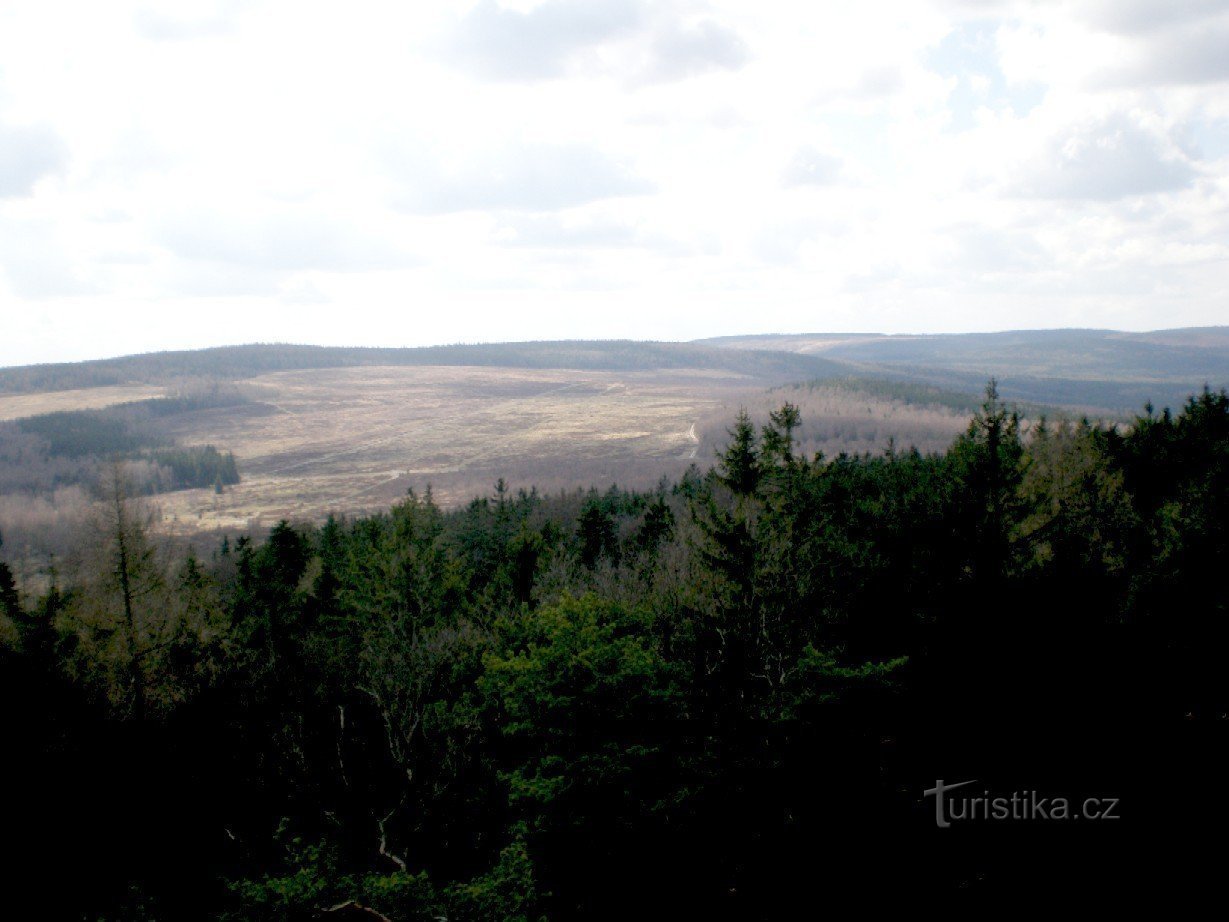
[
  {"left": 278, "top": 277, "right": 331, "bottom": 305},
  {"left": 856, "top": 66, "right": 904, "bottom": 96},
  {"left": 157, "top": 208, "right": 415, "bottom": 273},
  {"left": 640, "top": 19, "right": 748, "bottom": 83},
  {"left": 159, "top": 261, "right": 281, "bottom": 298},
  {"left": 782, "top": 147, "right": 843, "bottom": 186},
  {"left": 132, "top": 0, "right": 250, "bottom": 41},
  {"left": 492, "top": 213, "right": 644, "bottom": 248},
  {"left": 448, "top": 0, "right": 642, "bottom": 81},
  {"left": 5, "top": 0, "right": 1229, "bottom": 357},
  {"left": 1013, "top": 114, "right": 1197, "bottom": 200},
  {"left": 944, "top": 223, "right": 1047, "bottom": 273},
  {"left": 0, "top": 218, "right": 95, "bottom": 298},
  {"left": 395, "top": 143, "right": 653, "bottom": 213},
  {"left": 1, "top": 257, "right": 96, "bottom": 299},
  {"left": 809, "top": 66, "right": 905, "bottom": 106},
  {"left": 489, "top": 212, "right": 691, "bottom": 257},
  {"left": 1098, "top": 20, "right": 1229, "bottom": 86},
  {"left": 928, "top": 20, "right": 1043, "bottom": 128},
  {"left": 1080, "top": 0, "right": 1228, "bottom": 35},
  {"left": 0, "top": 122, "right": 67, "bottom": 197},
  {"left": 446, "top": 1, "right": 746, "bottom": 86}
]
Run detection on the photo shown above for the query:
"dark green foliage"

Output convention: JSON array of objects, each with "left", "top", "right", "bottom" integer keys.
[
  {"left": 0, "top": 533, "right": 19, "bottom": 624},
  {"left": 717, "top": 409, "right": 760, "bottom": 496},
  {"left": 576, "top": 497, "right": 619, "bottom": 568},
  {"left": 631, "top": 494, "right": 674, "bottom": 560},
  {"left": 2, "top": 396, "right": 241, "bottom": 494},
  {"left": 17, "top": 406, "right": 163, "bottom": 457},
  {"left": 3, "top": 386, "right": 1227, "bottom": 916},
  {"left": 946, "top": 380, "right": 1025, "bottom": 586},
  {"left": 148, "top": 445, "right": 240, "bottom": 489}
]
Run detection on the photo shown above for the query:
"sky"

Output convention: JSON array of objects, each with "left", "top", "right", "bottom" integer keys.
[{"left": 1, "top": 0, "right": 1228, "bottom": 366}]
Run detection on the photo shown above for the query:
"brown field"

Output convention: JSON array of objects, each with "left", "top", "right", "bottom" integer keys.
[
  {"left": 152, "top": 364, "right": 764, "bottom": 534},
  {"left": 0, "top": 384, "right": 168, "bottom": 421},
  {"left": 1, "top": 362, "right": 982, "bottom": 556},
  {"left": 707, "top": 381, "right": 973, "bottom": 459}
]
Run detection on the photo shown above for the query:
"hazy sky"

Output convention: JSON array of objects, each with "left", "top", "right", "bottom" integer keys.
[{"left": 2, "top": 0, "right": 1228, "bottom": 366}]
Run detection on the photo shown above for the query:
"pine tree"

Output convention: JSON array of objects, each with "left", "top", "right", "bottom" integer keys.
[
  {"left": 761, "top": 401, "right": 801, "bottom": 468},
  {"left": 718, "top": 409, "right": 760, "bottom": 497},
  {"left": 0, "top": 532, "right": 20, "bottom": 625},
  {"left": 948, "top": 380, "right": 1024, "bottom": 586},
  {"left": 578, "top": 496, "right": 618, "bottom": 569}
]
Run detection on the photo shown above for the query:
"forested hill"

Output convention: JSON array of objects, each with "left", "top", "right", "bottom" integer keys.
[
  {"left": 0, "top": 341, "right": 848, "bottom": 395},
  {"left": 2, "top": 388, "right": 1226, "bottom": 914},
  {"left": 6, "top": 328, "right": 1228, "bottom": 412},
  {"left": 700, "top": 327, "right": 1229, "bottom": 411}
]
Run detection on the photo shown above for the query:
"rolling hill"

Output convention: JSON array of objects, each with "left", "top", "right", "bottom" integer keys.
[
  {"left": 699, "top": 327, "right": 1229, "bottom": 411},
  {"left": 1, "top": 329, "right": 1226, "bottom": 557}
]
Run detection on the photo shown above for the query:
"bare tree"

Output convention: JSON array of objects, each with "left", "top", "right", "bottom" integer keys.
[{"left": 62, "top": 461, "right": 172, "bottom": 719}]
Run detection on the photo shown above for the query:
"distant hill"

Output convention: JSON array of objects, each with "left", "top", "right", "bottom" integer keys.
[
  {"left": 0, "top": 341, "right": 848, "bottom": 395},
  {"left": 3, "top": 327, "right": 1226, "bottom": 412},
  {"left": 699, "top": 327, "right": 1229, "bottom": 412},
  {"left": 3, "top": 328, "right": 1226, "bottom": 550}
]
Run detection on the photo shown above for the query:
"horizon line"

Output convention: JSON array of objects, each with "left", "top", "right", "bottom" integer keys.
[{"left": 4, "top": 324, "right": 1228, "bottom": 373}]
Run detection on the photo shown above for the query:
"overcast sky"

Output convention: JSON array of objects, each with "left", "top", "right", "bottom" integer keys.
[{"left": 1, "top": 0, "right": 1227, "bottom": 366}]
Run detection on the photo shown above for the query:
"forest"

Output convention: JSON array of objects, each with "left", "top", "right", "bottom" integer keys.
[
  {"left": 7, "top": 331, "right": 1224, "bottom": 413},
  {"left": 0, "top": 341, "right": 843, "bottom": 396},
  {"left": 0, "top": 383, "right": 1225, "bottom": 917},
  {"left": 0, "top": 394, "right": 242, "bottom": 497}
]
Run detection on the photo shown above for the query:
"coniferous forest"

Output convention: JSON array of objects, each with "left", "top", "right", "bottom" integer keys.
[{"left": 2, "top": 384, "right": 1227, "bottom": 917}]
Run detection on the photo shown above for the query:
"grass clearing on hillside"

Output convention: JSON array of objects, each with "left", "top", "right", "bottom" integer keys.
[
  {"left": 151, "top": 364, "right": 761, "bottom": 533},
  {"left": 0, "top": 384, "right": 166, "bottom": 421}
]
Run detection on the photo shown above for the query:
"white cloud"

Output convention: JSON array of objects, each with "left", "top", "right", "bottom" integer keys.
[
  {"left": 1014, "top": 114, "right": 1198, "bottom": 200},
  {"left": 447, "top": 0, "right": 643, "bottom": 81},
  {"left": 943, "top": 222, "right": 1047, "bottom": 274},
  {"left": 392, "top": 143, "right": 654, "bottom": 213},
  {"left": 133, "top": 1, "right": 251, "bottom": 42},
  {"left": 1098, "top": 19, "right": 1229, "bottom": 86},
  {"left": 0, "top": 215, "right": 96, "bottom": 298},
  {"left": 157, "top": 205, "right": 415, "bottom": 272},
  {"left": 782, "top": 147, "right": 843, "bottom": 187},
  {"left": 0, "top": 122, "right": 67, "bottom": 198},
  {"left": 640, "top": 19, "right": 748, "bottom": 84},
  {"left": 493, "top": 212, "right": 644, "bottom": 248},
  {"left": 0, "top": 0, "right": 1227, "bottom": 366},
  {"left": 1079, "top": 0, "right": 1228, "bottom": 35}
]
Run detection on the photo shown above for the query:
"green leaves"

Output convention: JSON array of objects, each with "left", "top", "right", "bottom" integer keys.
[
  {"left": 482, "top": 595, "right": 676, "bottom": 839},
  {"left": 790, "top": 645, "right": 908, "bottom": 708}
]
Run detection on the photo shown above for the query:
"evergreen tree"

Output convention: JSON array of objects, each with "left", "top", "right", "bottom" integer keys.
[
  {"left": 0, "top": 532, "right": 19, "bottom": 626},
  {"left": 947, "top": 379, "right": 1024, "bottom": 587},
  {"left": 717, "top": 409, "right": 760, "bottom": 497},
  {"left": 577, "top": 496, "right": 618, "bottom": 569}
]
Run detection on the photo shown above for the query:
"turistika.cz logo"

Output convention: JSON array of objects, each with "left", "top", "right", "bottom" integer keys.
[{"left": 924, "top": 779, "right": 1120, "bottom": 828}]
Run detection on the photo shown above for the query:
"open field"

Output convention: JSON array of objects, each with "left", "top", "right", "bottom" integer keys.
[
  {"left": 0, "top": 384, "right": 167, "bottom": 421},
  {"left": 1, "top": 343, "right": 998, "bottom": 552},
  {"left": 151, "top": 364, "right": 762, "bottom": 534},
  {"left": 6, "top": 331, "right": 1224, "bottom": 549}
]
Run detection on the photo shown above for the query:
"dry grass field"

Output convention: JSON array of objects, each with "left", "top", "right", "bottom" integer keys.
[
  {"left": 151, "top": 364, "right": 762, "bottom": 534},
  {"left": 0, "top": 355, "right": 991, "bottom": 553},
  {"left": 0, "top": 384, "right": 167, "bottom": 421},
  {"left": 699, "top": 381, "right": 973, "bottom": 460}
]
